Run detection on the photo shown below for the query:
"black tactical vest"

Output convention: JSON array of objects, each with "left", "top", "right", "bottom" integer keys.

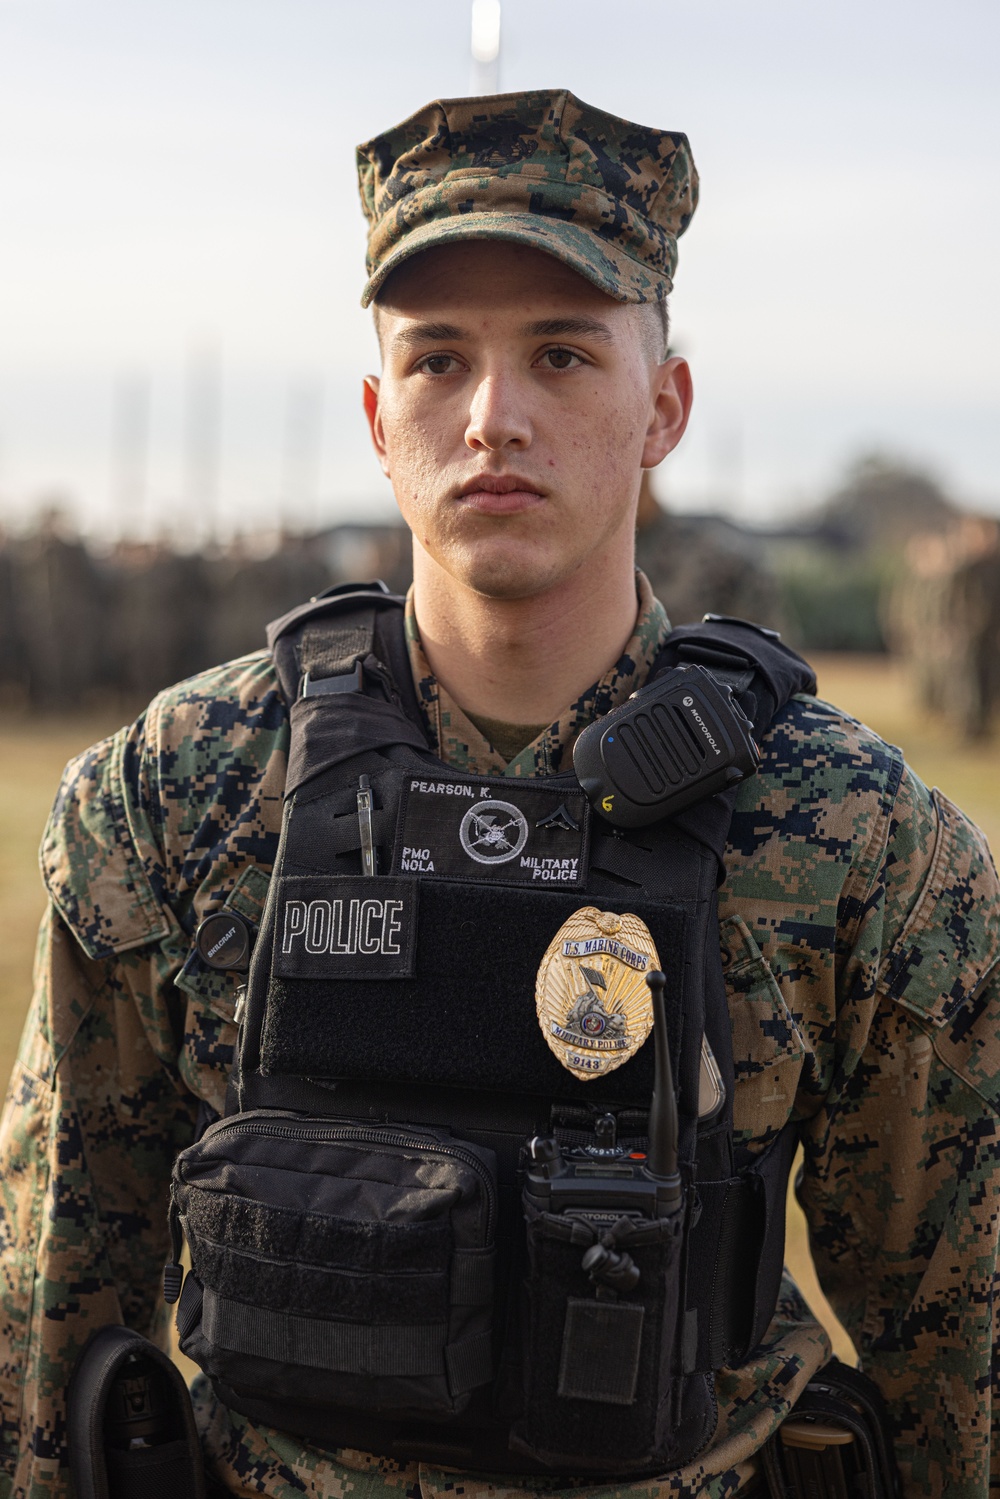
[{"left": 167, "top": 584, "right": 817, "bottom": 1478}]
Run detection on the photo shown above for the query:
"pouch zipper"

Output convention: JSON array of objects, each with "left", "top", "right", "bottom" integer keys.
[{"left": 196, "top": 1114, "right": 497, "bottom": 1243}]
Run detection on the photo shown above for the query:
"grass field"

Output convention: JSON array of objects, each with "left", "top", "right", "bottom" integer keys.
[{"left": 1, "top": 655, "right": 997, "bottom": 1366}]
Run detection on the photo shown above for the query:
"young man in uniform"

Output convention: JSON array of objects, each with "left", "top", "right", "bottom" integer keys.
[{"left": 1, "top": 90, "right": 998, "bottom": 1499}]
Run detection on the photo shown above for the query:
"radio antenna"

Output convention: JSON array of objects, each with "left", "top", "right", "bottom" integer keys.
[{"left": 645, "top": 969, "right": 682, "bottom": 1210}]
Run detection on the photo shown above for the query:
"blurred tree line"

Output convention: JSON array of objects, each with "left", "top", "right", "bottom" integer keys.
[
  {"left": 768, "top": 453, "right": 1000, "bottom": 738},
  {"left": 772, "top": 454, "right": 960, "bottom": 653}
]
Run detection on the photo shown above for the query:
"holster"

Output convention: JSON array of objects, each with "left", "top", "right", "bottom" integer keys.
[
  {"left": 67, "top": 1324, "right": 205, "bottom": 1499},
  {"left": 761, "top": 1358, "right": 900, "bottom": 1499}
]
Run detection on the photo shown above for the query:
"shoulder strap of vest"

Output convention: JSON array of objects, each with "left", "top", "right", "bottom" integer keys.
[
  {"left": 267, "top": 579, "right": 420, "bottom": 722},
  {"left": 268, "top": 594, "right": 816, "bottom": 738},
  {"left": 653, "top": 613, "right": 817, "bottom": 741},
  {"left": 266, "top": 581, "right": 431, "bottom": 798}
]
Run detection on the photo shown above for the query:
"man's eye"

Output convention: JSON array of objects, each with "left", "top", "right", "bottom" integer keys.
[
  {"left": 417, "top": 354, "right": 462, "bottom": 375},
  {"left": 537, "top": 348, "right": 582, "bottom": 370}
]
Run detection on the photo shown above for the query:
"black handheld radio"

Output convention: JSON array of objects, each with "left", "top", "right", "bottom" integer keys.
[{"left": 524, "top": 969, "right": 682, "bottom": 1292}]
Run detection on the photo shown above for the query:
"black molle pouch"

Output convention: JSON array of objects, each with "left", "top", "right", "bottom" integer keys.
[
  {"left": 510, "top": 1171, "right": 714, "bottom": 1475},
  {"left": 169, "top": 1111, "right": 497, "bottom": 1423},
  {"left": 512, "top": 1203, "right": 683, "bottom": 1471}
]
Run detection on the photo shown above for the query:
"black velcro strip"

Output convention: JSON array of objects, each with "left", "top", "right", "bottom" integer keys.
[
  {"left": 557, "top": 1299, "right": 644, "bottom": 1405},
  {"left": 203, "top": 1289, "right": 446, "bottom": 1376},
  {"left": 191, "top": 1235, "right": 449, "bottom": 1322},
  {"left": 185, "top": 1187, "right": 447, "bottom": 1272}
]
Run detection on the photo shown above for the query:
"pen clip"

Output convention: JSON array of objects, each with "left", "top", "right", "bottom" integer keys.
[{"left": 357, "top": 774, "right": 377, "bottom": 877}]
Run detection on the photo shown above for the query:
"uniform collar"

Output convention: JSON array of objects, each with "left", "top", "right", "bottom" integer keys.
[{"left": 404, "top": 572, "right": 671, "bottom": 777}]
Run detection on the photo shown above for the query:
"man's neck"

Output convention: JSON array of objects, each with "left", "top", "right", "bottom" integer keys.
[{"left": 410, "top": 545, "right": 640, "bottom": 726}]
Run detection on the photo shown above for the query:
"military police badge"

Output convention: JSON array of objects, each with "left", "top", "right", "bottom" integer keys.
[{"left": 535, "top": 907, "right": 659, "bottom": 1079}]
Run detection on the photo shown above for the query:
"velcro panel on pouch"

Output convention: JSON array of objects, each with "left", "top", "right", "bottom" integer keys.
[{"left": 558, "top": 1299, "right": 645, "bottom": 1405}]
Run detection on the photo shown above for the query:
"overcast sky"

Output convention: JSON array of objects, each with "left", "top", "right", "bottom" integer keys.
[{"left": 0, "top": 0, "right": 997, "bottom": 537}]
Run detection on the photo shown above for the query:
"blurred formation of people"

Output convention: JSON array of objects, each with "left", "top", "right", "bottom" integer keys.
[
  {"left": 3, "top": 456, "right": 999, "bottom": 740},
  {"left": 0, "top": 489, "right": 782, "bottom": 708},
  {"left": 887, "top": 516, "right": 1000, "bottom": 741},
  {"left": 0, "top": 511, "right": 410, "bottom": 706}
]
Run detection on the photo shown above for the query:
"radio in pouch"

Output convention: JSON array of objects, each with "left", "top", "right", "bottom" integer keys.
[{"left": 511, "top": 971, "right": 699, "bottom": 1472}]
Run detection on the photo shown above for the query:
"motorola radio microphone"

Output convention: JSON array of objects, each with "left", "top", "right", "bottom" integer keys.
[{"left": 573, "top": 663, "right": 760, "bottom": 828}]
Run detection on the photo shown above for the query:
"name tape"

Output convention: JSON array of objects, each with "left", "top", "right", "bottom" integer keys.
[{"left": 392, "top": 779, "right": 590, "bottom": 888}]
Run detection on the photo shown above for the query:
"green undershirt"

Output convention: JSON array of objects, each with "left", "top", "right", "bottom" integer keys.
[{"left": 464, "top": 711, "right": 549, "bottom": 764}]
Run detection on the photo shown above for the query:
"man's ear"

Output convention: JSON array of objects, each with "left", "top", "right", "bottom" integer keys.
[
  {"left": 641, "top": 356, "right": 693, "bottom": 469},
  {"left": 363, "top": 375, "right": 390, "bottom": 477}
]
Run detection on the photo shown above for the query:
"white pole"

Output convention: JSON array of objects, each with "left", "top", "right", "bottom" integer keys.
[
  {"left": 111, "top": 372, "right": 150, "bottom": 539},
  {"left": 184, "top": 343, "right": 222, "bottom": 545},
  {"left": 470, "top": 0, "right": 501, "bottom": 95}
]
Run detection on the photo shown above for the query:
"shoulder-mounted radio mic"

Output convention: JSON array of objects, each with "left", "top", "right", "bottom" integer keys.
[{"left": 573, "top": 663, "right": 760, "bottom": 828}]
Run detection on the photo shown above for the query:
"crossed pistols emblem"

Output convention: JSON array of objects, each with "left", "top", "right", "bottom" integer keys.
[{"left": 535, "top": 907, "right": 659, "bottom": 1079}]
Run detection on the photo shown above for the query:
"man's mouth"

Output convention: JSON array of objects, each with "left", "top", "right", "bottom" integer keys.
[{"left": 455, "top": 474, "right": 546, "bottom": 515}]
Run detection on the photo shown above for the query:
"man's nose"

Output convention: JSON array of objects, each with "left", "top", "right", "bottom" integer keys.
[{"left": 464, "top": 372, "right": 533, "bottom": 452}]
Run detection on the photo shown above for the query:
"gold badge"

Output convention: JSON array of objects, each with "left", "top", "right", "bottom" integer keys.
[{"left": 535, "top": 907, "right": 659, "bottom": 1080}]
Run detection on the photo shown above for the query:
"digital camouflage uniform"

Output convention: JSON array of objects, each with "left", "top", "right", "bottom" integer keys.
[
  {"left": 2, "top": 89, "right": 999, "bottom": 1499},
  {"left": 2, "top": 576, "right": 998, "bottom": 1498}
]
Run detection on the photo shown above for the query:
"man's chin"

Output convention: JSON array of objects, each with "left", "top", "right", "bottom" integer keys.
[{"left": 449, "top": 553, "right": 564, "bottom": 603}]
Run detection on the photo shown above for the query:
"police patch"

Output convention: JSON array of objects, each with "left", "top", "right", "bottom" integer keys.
[
  {"left": 273, "top": 876, "right": 417, "bottom": 979},
  {"left": 392, "top": 778, "right": 590, "bottom": 886}
]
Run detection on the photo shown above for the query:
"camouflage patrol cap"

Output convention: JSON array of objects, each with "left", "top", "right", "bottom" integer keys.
[{"left": 356, "top": 88, "right": 698, "bottom": 308}]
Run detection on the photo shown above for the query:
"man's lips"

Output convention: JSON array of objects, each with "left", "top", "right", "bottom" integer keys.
[{"left": 455, "top": 475, "right": 546, "bottom": 515}]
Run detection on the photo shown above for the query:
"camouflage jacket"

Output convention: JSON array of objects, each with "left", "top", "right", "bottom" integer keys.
[{"left": 2, "top": 580, "right": 999, "bottom": 1499}]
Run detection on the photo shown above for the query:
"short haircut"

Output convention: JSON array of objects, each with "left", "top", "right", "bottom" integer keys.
[{"left": 641, "top": 298, "right": 671, "bottom": 364}]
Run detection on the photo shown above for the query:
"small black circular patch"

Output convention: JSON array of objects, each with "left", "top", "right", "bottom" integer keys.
[{"left": 195, "top": 911, "right": 252, "bottom": 972}]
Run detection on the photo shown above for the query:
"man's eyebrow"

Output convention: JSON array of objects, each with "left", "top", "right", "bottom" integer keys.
[
  {"left": 523, "top": 316, "right": 616, "bottom": 343},
  {"left": 390, "top": 321, "right": 468, "bottom": 347},
  {"left": 388, "top": 315, "right": 617, "bottom": 347}
]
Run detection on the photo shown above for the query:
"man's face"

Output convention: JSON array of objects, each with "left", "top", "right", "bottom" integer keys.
[{"left": 364, "top": 241, "right": 691, "bottom": 601}]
